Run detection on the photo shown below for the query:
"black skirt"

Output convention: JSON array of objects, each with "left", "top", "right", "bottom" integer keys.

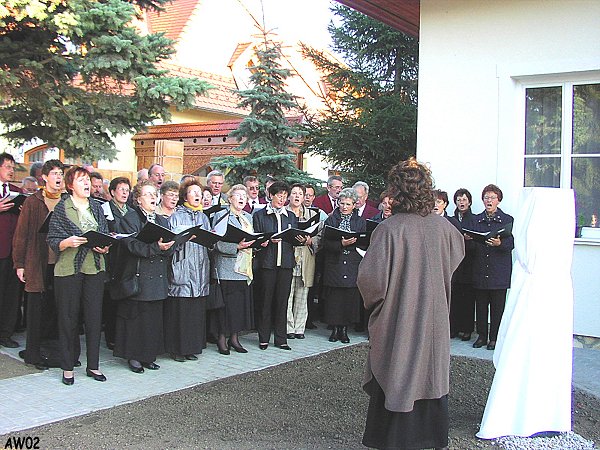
[
  {"left": 209, "top": 280, "right": 254, "bottom": 336},
  {"left": 363, "top": 378, "right": 449, "bottom": 450},
  {"left": 163, "top": 296, "right": 207, "bottom": 355},
  {"left": 114, "top": 299, "right": 165, "bottom": 363},
  {"left": 323, "top": 286, "right": 361, "bottom": 325}
]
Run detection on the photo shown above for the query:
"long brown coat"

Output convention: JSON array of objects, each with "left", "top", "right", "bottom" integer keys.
[
  {"left": 357, "top": 212, "right": 465, "bottom": 412},
  {"left": 12, "top": 191, "right": 51, "bottom": 293}
]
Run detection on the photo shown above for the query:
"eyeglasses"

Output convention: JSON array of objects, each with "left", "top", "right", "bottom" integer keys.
[
  {"left": 163, "top": 192, "right": 179, "bottom": 198},
  {"left": 274, "top": 192, "right": 288, "bottom": 199},
  {"left": 247, "top": 186, "right": 259, "bottom": 191},
  {"left": 483, "top": 195, "right": 498, "bottom": 201},
  {"left": 48, "top": 171, "right": 64, "bottom": 177},
  {"left": 141, "top": 192, "right": 157, "bottom": 198},
  {"left": 231, "top": 192, "right": 247, "bottom": 198},
  {"left": 115, "top": 187, "right": 130, "bottom": 192}
]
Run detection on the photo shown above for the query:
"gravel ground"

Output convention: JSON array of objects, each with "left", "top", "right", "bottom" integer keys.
[{"left": 1, "top": 343, "right": 598, "bottom": 449}]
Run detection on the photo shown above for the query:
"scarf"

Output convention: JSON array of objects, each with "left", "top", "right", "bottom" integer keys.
[
  {"left": 339, "top": 213, "right": 352, "bottom": 232},
  {"left": 142, "top": 209, "right": 157, "bottom": 224},
  {"left": 183, "top": 201, "right": 203, "bottom": 212},
  {"left": 233, "top": 212, "right": 254, "bottom": 283},
  {"left": 43, "top": 188, "right": 61, "bottom": 200},
  {"left": 46, "top": 197, "right": 107, "bottom": 273}
]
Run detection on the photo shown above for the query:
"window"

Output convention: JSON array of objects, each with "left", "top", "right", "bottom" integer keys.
[{"left": 524, "top": 82, "right": 600, "bottom": 232}]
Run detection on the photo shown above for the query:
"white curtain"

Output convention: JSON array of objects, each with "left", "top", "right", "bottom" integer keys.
[{"left": 477, "top": 187, "right": 574, "bottom": 439}]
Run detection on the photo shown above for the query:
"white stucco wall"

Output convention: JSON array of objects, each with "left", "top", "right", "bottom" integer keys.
[
  {"left": 417, "top": 0, "right": 600, "bottom": 215},
  {"left": 417, "top": 0, "right": 600, "bottom": 337}
]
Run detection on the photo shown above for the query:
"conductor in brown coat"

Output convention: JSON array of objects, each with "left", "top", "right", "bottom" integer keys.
[{"left": 357, "top": 158, "right": 465, "bottom": 450}]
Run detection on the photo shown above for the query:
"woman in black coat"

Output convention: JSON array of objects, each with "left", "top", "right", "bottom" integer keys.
[
  {"left": 114, "top": 180, "right": 175, "bottom": 373},
  {"left": 463, "top": 184, "right": 514, "bottom": 351},
  {"left": 252, "top": 181, "right": 298, "bottom": 351},
  {"left": 322, "top": 187, "right": 366, "bottom": 344}
]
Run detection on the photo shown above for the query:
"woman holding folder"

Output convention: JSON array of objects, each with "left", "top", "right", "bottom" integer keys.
[
  {"left": 321, "top": 187, "right": 366, "bottom": 344},
  {"left": 47, "top": 166, "right": 110, "bottom": 385},
  {"left": 114, "top": 180, "right": 175, "bottom": 373},
  {"left": 210, "top": 184, "right": 255, "bottom": 355},
  {"left": 165, "top": 179, "right": 211, "bottom": 361}
]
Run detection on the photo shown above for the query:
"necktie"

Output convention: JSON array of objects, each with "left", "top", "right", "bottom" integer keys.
[{"left": 2, "top": 183, "right": 7, "bottom": 198}]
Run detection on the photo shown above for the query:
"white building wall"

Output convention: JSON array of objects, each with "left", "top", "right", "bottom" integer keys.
[
  {"left": 417, "top": 0, "right": 600, "bottom": 337},
  {"left": 417, "top": 0, "right": 600, "bottom": 214}
]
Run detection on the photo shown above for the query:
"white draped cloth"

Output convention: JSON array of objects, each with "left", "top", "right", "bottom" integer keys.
[{"left": 477, "top": 187, "right": 574, "bottom": 439}]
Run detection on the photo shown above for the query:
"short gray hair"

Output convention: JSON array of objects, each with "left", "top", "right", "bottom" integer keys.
[
  {"left": 327, "top": 175, "right": 343, "bottom": 186},
  {"left": 338, "top": 187, "right": 358, "bottom": 204},
  {"left": 207, "top": 169, "right": 224, "bottom": 181},
  {"left": 352, "top": 181, "right": 369, "bottom": 195},
  {"left": 160, "top": 180, "right": 179, "bottom": 195}
]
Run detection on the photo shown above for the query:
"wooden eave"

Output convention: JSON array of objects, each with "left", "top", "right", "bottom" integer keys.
[{"left": 335, "top": 0, "right": 420, "bottom": 36}]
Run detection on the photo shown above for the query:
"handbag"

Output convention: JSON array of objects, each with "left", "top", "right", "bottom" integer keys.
[
  {"left": 206, "top": 267, "right": 225, "bottom": 310},
  {"left": 109, "top": 258, "right": 141, "bottom": 300}
]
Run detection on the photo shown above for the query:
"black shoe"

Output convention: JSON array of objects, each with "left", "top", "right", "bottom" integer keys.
[
  {"left": 86, "top": 368, "right": 107, "bottom": 382},
  {"left": 305, "top": 321, "right": 317, "bottom": 329},
  {"left": 141, "top": 361, "right": 160, "bottom": 370},
  {"left": 74, "top": 360, "right": 81, "bottom": 367},
  {"left": 276, "top": 344, "right": 292, "bottom": 350},
  {"left": 339, "top": 326, "right": 350, "bottom": 344},
  {"left": 473, "top": 337, "right": 487, "bottom": 348},
  {"left": 0, "top": 337, "right": 19, "bottom": 348},
  {"left": 106, "top": 342, "right": 115, "bottom": 350},
  {"left": 18, "top": 350, "right": 26, "bottom": 359},
  {"left": 294, "top": 333, "right": 305, "bottom": 339},
  {"left": 487, "top": 340, "right": 496, "bottom": 350},
  {"left": 328, "top": 327, "right": 339, "bottom": 342},
  {"left": 461, "top": 333, "right": 472, "bottom": 341},
  {"left": 227, "top": 339, "right": 248, "bottom": 354},
  {"left": 171, "top": 354, "right": 185, "bottom": 362},
  {"left": 185, "top": 354, "right": 198, "bottom": 361},
  {"left": 128, "top": 360, "right": 144, "bottom": 373},
  {"left": 34, "top": 361, "right": 49, "bottom": 371},
  {"left": 450, "top": 332, "right": 459, "bottom": 339},
  {"left": 62, "top": 372, "right": 74, "bottom": 385},
  {"left": 259, "top": 343, "right": 268, "bottom": 350},
  {"left": 286, "top": 333, "right": 295, "bottom": 339}
]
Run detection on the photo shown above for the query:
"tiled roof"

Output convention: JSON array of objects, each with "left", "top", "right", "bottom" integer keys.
[
  {"left": 158, "top": 62, "right": 247, "bottom": 115},
  {"left": 145, "top": 0, "right": 199, "bottom": 42},
  {"left": 132, "top": 116, "right": 303, "bottom": 141}
]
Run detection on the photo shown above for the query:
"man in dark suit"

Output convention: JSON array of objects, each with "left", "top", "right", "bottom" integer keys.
[
  {"left": 242, "top": 175, "right": 267, "bottom": 214},
  {"left": 353, "top": 181, "right": 379, "bottom": 219},
  {"left": 0, "top": 152, "right": 22, "bottom": 348},
  {"left": 206, "top": 169, "right": 228, "bottom": 206},
  {"left": 312, "top": 175, "right": 343, "bottom": 214}
]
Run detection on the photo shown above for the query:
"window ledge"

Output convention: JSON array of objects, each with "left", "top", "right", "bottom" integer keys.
[{"left": 574, "top": 238, "right": 600, "bottom": 246}]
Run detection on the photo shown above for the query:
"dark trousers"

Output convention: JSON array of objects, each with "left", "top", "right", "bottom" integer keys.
[
  {"left": 24, "top": 264, "right": 57, "bottom": 364},
  {"left": 103, "top": 289, "right": 117, "bottom": 346},
  {"left": 55, "top": 272, "right": 104, "bottom": 371},
  {"left": 0, "top": 256, "right": 20, "bottom": 339},
  {"left": 475, "top": 288, "right": 507, "bottom": 342},
  {"left": 258, "top": 268, "right": 292, "bottom": 346},
  {"left": 24, "top": 293, "right": 43, "bottom": 363},
  {"left": 450, "top": 282, "right": 476, "bottom": 334}
]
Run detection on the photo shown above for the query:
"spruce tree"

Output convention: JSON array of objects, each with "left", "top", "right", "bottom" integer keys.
[
  {"left": 302, "top": 5, "right": 418, "bottom": 198},
  {"left": 0, "top": 0, "right": 211, "bottom": 161},
  {"left": 212, "top": 35, "right": 315, "bottom": 186}
]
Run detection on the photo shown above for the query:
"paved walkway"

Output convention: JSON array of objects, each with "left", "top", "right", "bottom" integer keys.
[{"left": 0, "top": 329, "right": 598, "bottom": 436}]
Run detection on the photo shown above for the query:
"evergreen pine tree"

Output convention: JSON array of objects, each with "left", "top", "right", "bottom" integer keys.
[
  {"left": 302, "top": 5, "right": 418, "bottom": 198},
  {"left": 0, "top": 0, "right": 211, "bottom": 161},
  {"left": 212, "top": 34, "right": 315, "bottom": 186}
]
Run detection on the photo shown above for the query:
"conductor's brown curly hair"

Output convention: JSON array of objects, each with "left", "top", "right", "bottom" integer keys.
[{"left": 387, "top": 157, "right": 435, "bottom": 217}]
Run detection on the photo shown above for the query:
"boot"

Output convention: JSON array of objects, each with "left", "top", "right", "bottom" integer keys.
[
  {"left": 328, "top": 326, "right": 339, "bottom": 342},
  {"left": 339, "top": 326, "right": 350, "bottom": 344}
]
